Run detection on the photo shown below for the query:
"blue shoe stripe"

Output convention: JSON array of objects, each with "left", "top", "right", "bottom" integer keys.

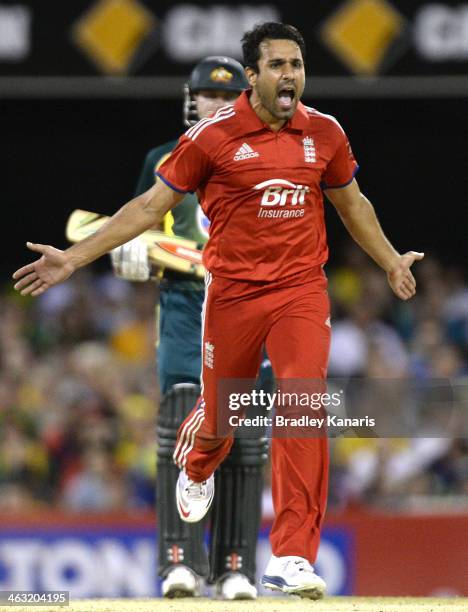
[{"left": 261, "top": 574, "right": 296, "bottom": 588}]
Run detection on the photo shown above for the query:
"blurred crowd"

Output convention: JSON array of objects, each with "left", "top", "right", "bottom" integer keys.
[
  {"left": 0, "top": 246, "right": 467, "bottom": 515},
  {"left": 0, "top": 270, "right": 158, "bottom": 512},
  {"left": 326, "top": 245, "right": 468, "bottom": 511}
]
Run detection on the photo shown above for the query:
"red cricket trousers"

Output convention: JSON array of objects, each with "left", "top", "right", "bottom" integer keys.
[{"left": 173, "top": 266, "right": 331, "bottom": 563}]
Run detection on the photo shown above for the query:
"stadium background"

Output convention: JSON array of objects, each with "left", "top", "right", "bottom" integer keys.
[{"left": 0, "top": 0, "right": 467, "bottom": 600}]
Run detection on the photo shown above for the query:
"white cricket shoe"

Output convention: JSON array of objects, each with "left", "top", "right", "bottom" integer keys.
[
  {"left": 176, "top": 470, "right": 214, "bottom": 523},
  {"left": 261, "top": 555, "right": 326, "bottom": 600},
  {"left": 161, "top": 565, "right": 201, "bottom": 598},
  {"left": 216, "top": 572, "right": 258, "bottom": 600}
]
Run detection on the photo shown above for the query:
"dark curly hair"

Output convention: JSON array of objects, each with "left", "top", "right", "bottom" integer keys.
[{"left": 241, "top": 22, "right": 306, "bottom": 73}]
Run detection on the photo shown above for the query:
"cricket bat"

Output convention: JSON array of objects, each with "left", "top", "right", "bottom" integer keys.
[{"left": 65, "top": 209, "right": 205, "bottom": 278}]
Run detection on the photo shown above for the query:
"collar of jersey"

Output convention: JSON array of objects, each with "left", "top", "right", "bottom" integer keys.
[{"left": 234, "top": 90, "right": 310, "bottom": 135}]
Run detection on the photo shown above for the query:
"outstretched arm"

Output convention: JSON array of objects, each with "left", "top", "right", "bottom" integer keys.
[
  {"left": 13, "top": 180, "right": 183, "bottom": 296},
  {"left": 325, "top": 179, "right": 424, "bottom": 300}
]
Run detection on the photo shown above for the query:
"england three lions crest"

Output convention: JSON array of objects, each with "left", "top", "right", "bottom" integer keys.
[{"left": 303, "top": 137, "right": 316, "bottom": 163}]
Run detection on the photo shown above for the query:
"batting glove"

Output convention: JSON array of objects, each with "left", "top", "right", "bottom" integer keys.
[{"left": 111, "top": 237, "right": 150, "bottom": 282}]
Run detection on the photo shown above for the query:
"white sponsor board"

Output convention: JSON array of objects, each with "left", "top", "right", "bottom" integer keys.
[
  {"left": 415, "top": 4, "right": 468, "bottom": 60},
  {"left": 163, "top": 4, "right": 280, "bottom": 61},
  {"left": 0, "top": 5, "right": 31, "bottom": 61}
]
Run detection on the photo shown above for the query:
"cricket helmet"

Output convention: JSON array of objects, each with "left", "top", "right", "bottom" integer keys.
[{"left": 183, "top": 56, "right": 248, "bottom": 127}]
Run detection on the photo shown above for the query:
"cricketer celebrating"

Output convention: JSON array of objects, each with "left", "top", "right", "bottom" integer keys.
[
  {"left": 13, "top": 22, "right": 423, "bottom": 600},
  {"left": 110, "top": 56, "right": 269, "bottom": 600}
]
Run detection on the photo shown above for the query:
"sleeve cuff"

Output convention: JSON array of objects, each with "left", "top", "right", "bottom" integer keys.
[
  {"left": 321, "top": 164, "right": 360, "bottom": 190},
  {"left": 156, "top": 172, "right": 192, "bottom": 194}
]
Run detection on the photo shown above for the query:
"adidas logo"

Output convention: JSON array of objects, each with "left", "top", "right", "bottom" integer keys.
[{"left": 234, "top": 142, "right": 260, "bottom": 161}]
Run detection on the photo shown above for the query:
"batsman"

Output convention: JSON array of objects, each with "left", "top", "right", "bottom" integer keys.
[{"left": 110, "top": 57, "right": 270, "bottom": 600}]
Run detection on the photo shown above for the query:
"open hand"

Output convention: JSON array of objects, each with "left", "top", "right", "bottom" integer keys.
[
  {"left": 12, "top": 242, "right": 76, "bottom": 297},
  {"left": 387, "top": 251, "right": 424, "bottom": 300}
]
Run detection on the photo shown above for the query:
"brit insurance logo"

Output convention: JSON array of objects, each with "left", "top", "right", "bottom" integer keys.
[{"left": 254, "top": 179, "right": 310, "bottom": 219}]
